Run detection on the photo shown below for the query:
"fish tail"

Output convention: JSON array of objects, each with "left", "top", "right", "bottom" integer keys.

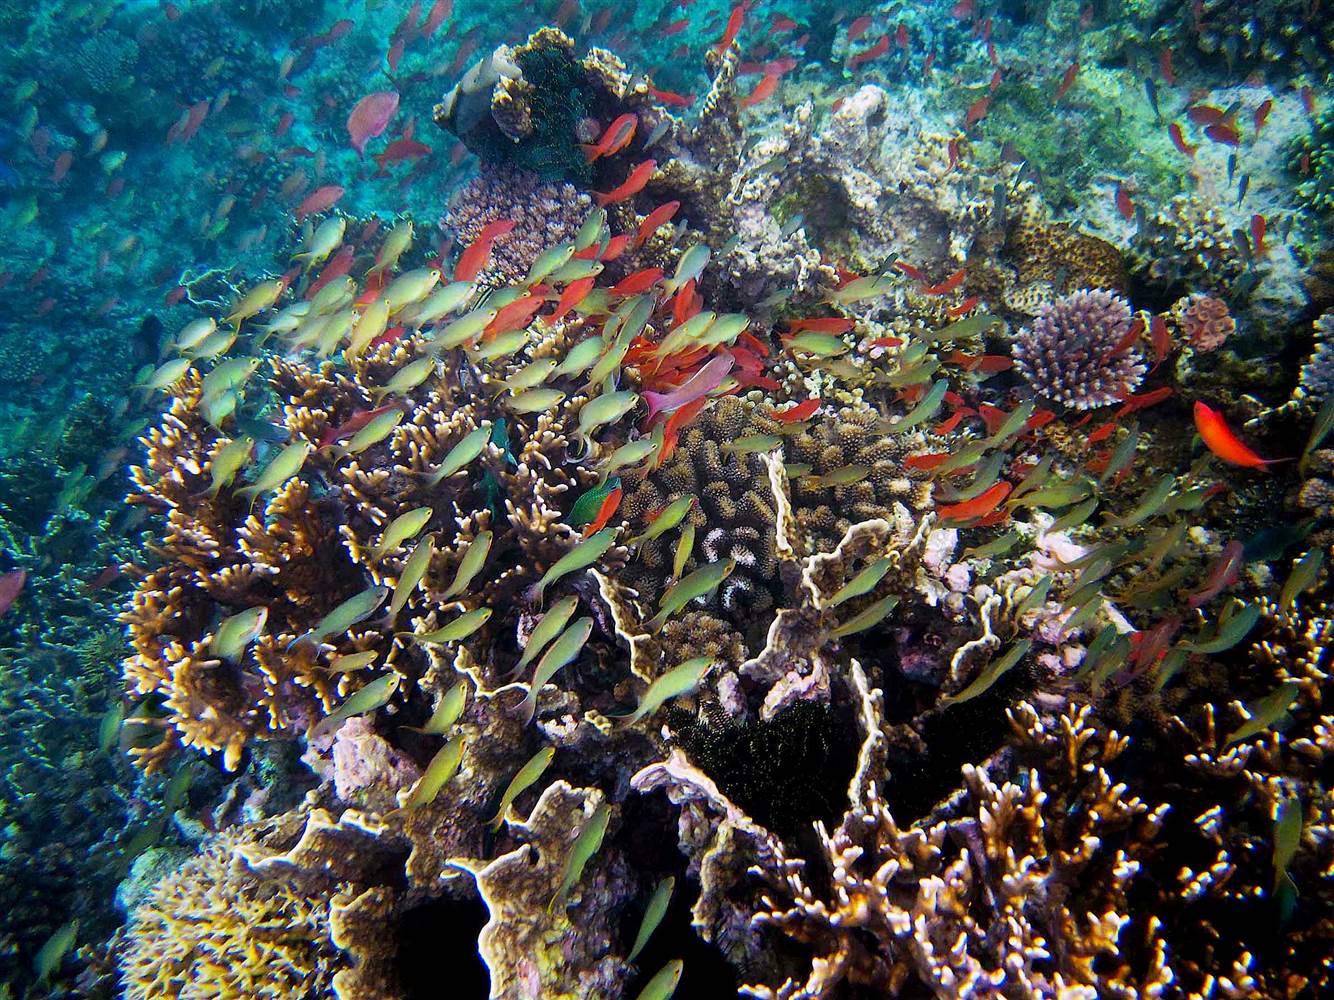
[
  {"left": 640, "top": 391, "right": 665, "bottom": 425},
  {"left": 580, "top": 144, "right": 602, "bottom": 162}
]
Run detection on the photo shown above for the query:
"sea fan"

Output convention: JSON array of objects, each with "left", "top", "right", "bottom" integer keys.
[{"left": 1014, "top": 289, "right": 1146, "bottom": 410}]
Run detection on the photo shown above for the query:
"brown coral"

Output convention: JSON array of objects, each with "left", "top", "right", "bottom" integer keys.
[{"left": 1171, "top": 292, "right": 1236, "bottom": 352}]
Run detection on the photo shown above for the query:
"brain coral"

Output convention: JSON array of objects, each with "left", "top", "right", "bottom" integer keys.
[{"left": 1013, "top": 288, "right": 1146, "bottom": 409}]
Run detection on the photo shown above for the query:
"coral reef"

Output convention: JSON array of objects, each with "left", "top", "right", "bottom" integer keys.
[{"left": 1013, "top": 289, "right": 1147, "bottom": 409}]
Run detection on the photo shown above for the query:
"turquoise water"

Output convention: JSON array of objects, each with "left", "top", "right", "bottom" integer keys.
[{"left": 1, "top": 1, "right": 1332, "bottom": 997}]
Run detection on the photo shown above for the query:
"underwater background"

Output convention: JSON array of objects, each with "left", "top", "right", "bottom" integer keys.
[{"left": 1, "top": 0, "right": 1333, "bottom": 997}]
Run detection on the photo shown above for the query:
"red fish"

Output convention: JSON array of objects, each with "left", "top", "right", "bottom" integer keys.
[
  {"left": 716, "top": 4, "right": 744, "bottom": 52},
  {"left": 454, "top": 219, "right": 516, "bottom": 282},
  {"left": 977, "top": 355, "right": 1013, "bottom": 373},
  {"left": 947, "top": 296, "right": 981, "bottom": 318},
  {"left": 769, "top": 397, "right": 822, "bottom": 422},
  {"left": 484, "top": 294, "right": 544, "bottom": 338},
  {"left": 374, "top": 137, "right": 432, "bottom": 173},
  {"left": 582, "top": 113, "right": 637, "bottom": 162},
  {"left": 923, "top": 268, "right": 966, "bottom": 296},
  {"left": 1187, "top": 540, "right": 1244, "bottom": 608},
  {"left": 582, "top": 487, "right": 623, "bottom": 538},
  {"left": 907, "top": 452, "right": 952, "bottom": 471},
  {"left": 1025, "top": 409, "right": 1056, "bottom": 431},
  {"left": 599, "top": 234, "right": 631, "bottom": 261},
  {"left": 1194, "top": 401, "right": 1282, "bottom": 469},
  {"left": 951, "top": 0, "right": 975, "bottom": 17},
  {"left": 294, "top": 184, "right": 344, "bottom": 220},
  {"left": 0, "top": 569, "right": 26, "bottom": 619},
  {"left": 989, "top": 68, "right": 1002, "bottom": 93},
  {"left": 964, "top": 95, "right": 990, "bottom": 126},
  {"left": 610, "top": 267, "right": 664, "bottom": 297},
  {"left": 1168, "top": 122, "right": 1198, "bottom": 157},
  {"left": 1186, "top": 104, "right": 1226, "bottom": 126},
  {"left": 1158, "top": 48, "right": 1177, "bottom": 85},
  {"left": 1301, "top": 85, "right": 1316, "bottom": 118},
  {"left": 649, "top": 87, "right": 695, "bottom": 108},
  {"left": 894, "top": 260, "right": 927, "bottom": 281},
  {"left": 742, "top": 72, "right": 781, "bottom": 107},
  {"left": 51, "top": 151, "right": 73, "bottom": 183},
  {"left": 1055, "top": 60, "right": 1079, "bottom": 99},
  {"left": 788, "top": 317, "right": 855, "bottom": 334},
  {"left": 847, "top": 14, "right": 872, "bottom": 41},
  {"left": 896, "top": 23, "right": 909, "bottom": 50},
  {"left": 867, "top": 335, "right": 904, "bottom": 349},
  {"left": 1253, "top": 98, "right": 1273, "bottom": 131},
  {"left": 1149, "top": 314, "right": 1171, "bottom": 365},
  {"left": 939, "top": 481, "right": 1012, "bottom": 522},
  {"left": 978, "top": 403, "right": 1009, "bottom": 435},
  {"left": 347, "top": 91, "right": 399, "bottom": 156},
  {"left": 932, "top": 409, "right": 971, "bottom": 435},
  {"left": 1108, "top": 315, "right": 1145, "bottom": 358},
  {"left": 545, "top": 277, "right": 597, "bottom": 326},
  {"left": 1087, "top": 421, "right": 1118, "bottom": 444},
  {"left": 319, "top": 405, "right": 399, "bottom": 448},
  {"left": 922, "top": 50, "right": 936, "bottom": 81},
  {"left": 595, "top": 159, "right": 657, "bottom": 206},
  {"left": 1114, "top": 184, "right": 1134, "bottom": 221},
  {"left": 1204, "top": 121, "right": 1240, "bottom": 146},
  {"left": 1250, "top": 213, "right": 1267, "bottom": 257},
  {"left": 1114, "top": 386, "right": 1172, "bottom": 418},
  {"left": 849, "top": 34, "right": 889, "bottom": 68},
  {"left": 422, "top": 0, "right": 452, "bottom": 36}
]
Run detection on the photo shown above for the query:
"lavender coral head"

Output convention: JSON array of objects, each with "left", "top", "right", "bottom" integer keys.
[{"left": 1014, "top": 288, "right": 1146, "bottom": 410}]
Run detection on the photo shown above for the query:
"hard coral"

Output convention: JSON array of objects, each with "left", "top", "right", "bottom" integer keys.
[
  {"left": 1014, "top": 288, "right": 1147, "bottom": 409},
  {"left": 1171, "top": 292, "right": 1237, "bottom": 353}
]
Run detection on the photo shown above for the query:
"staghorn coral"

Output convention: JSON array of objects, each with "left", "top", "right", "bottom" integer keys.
[
  {"left": 1014, "top": 288, "right": 1147, "bottom": 409},
  {"left": 442, "top": 165, "right": 593, "bottom": 289}
]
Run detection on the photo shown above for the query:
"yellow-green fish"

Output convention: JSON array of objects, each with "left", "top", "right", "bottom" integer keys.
[
  {"left": 139, "top": 357, "right": 191, "bottom": 391},
  {"left": 328, "top": 407, "right": 403, "bottom": 457},
  {"left": 529, "top": 529, "right": 618, "bottom": 604},
  {"left": 368, "top": 218, "right": 414, "bottom": 278},
  {"left": 575, "top": 208, "right": 607, "bottom": 251},
  {"left": 207, "top": 436, "right": 255, "bottom": 497},
  {"left": 98, "top": 702, "right": 125, "bottom": 755},
  {"left": 33, "top": 920, "right": 78, "bottom": 985},
  {"left": 516, "top": 596, "right": 581, "bottom": 672},
  {"left": 200, "top": 357, "right": 258, "bottom": 401},
  {"left": 502, "top": 357, "right": 559, "bottom": 394},
  {"left": 384, "top": 267, "right": 442, "bottom": 312},
  {"left": 408, "top": 281, "right": 475, "bottom": 326},
  {"left": 722, "top": 434, "right": 784, "bottom": 456},
  {"left": 694, "top": 312, "right": 750, "bottom": 349},
  {"left": 370, "top": 506, "right": 434, "bottom": 562},
  {"left": 175, "top": 316, "right": 218, "bottom": 354},
  {"left": 655, "top": 310, "right": 717, "bottom": 359},
  {"left": 1279, "top": 548, "right": 1325, "bottom": 612},
  {"left": 402, "top": 606, "right": 493, "bottom": 644},
  {"left": 403, "top": 679, "right": 469, "bottom": 735},
  {"left": 672, "top": 523, "right": 695, "bottom": 581},
  {"left": 832, "top": 594, "right": 900, "bottom": 637},
  {"left": 400, "top": 736, "right": 465, "bottom": 810},
  {"left": 1225, "top": 681, "right": 1301, "bottom": 747},
  {"left": 633, "top": 959, "right": 684, "bottom": 1000},
  {"left": 312, "top": 671, "right": 400, "bottom": 738},
  {"left": 433, "top": 306, "right": 498, "bottom": 350},
  {"left": 488, "top": 746, "right": 556, "bottom": 828},
  {"left": 802, "top": 464, "right": 870, "bottom": 489},
  {"left": 235, "top": 441, "right": 312, "bottom": 501},
  {"left": 626, "top": 877, "right": 675, "bottom": 962},
  {"left": 785, "top": 331, "right": 849, "bottom": 357},
  {"left": 516, "top": 617, "right": 594, "bottom": 725},
  {"left": 370, "top": 356, "right": 435, "bottom": 404},
  {"left": 628, "top": 496, "right": 694, "bottom": 547},
  {"left": 293, "top": 215, "right": 346, "bottom": 270},
  {"left": 524, "top": 242, "right": 576, "bottom": 286},
  {"left": 505, "top": 388, "right": 567, "bottom": 413},
  {"left": 598, "top": 437, "right": 660, "bottom": 478},
  {"left": 325, "top": 650, "right": 379, "bottom": 673},
  {"left": 577, "top": 390, "right": 640, "bottom": 447},
  {"left": 666, "top": 244, "right": 710, "bottom": 293},
  {"left": 210, "top": 606, "right": 268, "bottom": 662},
  {"left": 469, "top": 329, "right": 528, "bottom": 362},
  {"left": 294, "top": 584, "right": 391, "bottom": 647},
  {"left": 424, "top": 424, "right": 490, "bottom": 486},
  {"left": 441, "top": 531, "right": 492, "bottom": 599},
  {"left": 939, "top": 639, "right": 1032, "bottom": 707},
  {"left": 885, "top": 379, "right": 948, "bottom": 433},
  {"left": 648, "top": 560, "right": 735, "bottom": 632},
  {"left": 552, "top": 336, "right": 606, "bottom": 379},
  {"left": 828, "top": 557, "right": 891, "bottom": 608},
  {"left": 389, "top": 533, "right": 437, "bottom": 619},
  {"left": 224, "top": 278, "right": 284, "bottom": 327},
  {"left": 1273, "top": 794, "right": 1302, "bottom": 918},
  {"left": 828, "top": 274, "right": 894, "bottom": 303},
  {"left": 549, "top": 800, "right": 612, "bottom": 911},
  {"left": 548, "top": 258, "right": 604, "bottom": 284},
  {"left": 611, "top": 657, "right": 711, "bottom": 726}
]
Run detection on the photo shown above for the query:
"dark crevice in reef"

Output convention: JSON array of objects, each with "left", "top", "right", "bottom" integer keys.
[
  {"left": 396, "top": 896, "right": 491, "bottom": 999},
  {"left": 666, "top": 699, "right": 859, "bottom": 840}
]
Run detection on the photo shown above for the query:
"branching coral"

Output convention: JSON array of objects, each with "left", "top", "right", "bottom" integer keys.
[{"left": 1014, "top": 288, "right": 1147, "bottom": 409}]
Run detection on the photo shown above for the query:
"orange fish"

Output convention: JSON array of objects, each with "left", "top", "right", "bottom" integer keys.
[
  {"left": 849, "top": 34, "right": 889, "bottom": 69},
  {"left": 741, "top": 72, "right": 781, "bottom": 108},
  {"left": 294, "top": 184, "right": 344, "bottom": 221},
  {"left": 848, "top": 14, "right": 872, "bottom": 41},
  {"left": 1253, "top": 98, "right": 1273, "bottom": 132},
  {"left": 1194, "top": 401, "right": 1282, "bottom": 469},
  {"left": 1250, "top": 213, "right": 1267, "bottom": 257},
  {"left": 454, "top": 219, "right": 516, "bottom": 282},
  {"left": 1087, "top": 421, "right": 1118, "bottom": 444},
  {"left": 948, "top": 296, "right": 981, "bottom": 320},
  {"left": 1114, "top": 184, "right": 1134, "bottom": 221},
  {"left": 649, "top": 87, "right": 695, "bottom": 108},
  {"left": 939, "top": 481, "right": 1012, "bottom": 521},
  {"left": 965, "top": 95, "right": 990, "bottom": 126},
  {"left": 599, "top": 234, "right": 631, "bottom": 261},
  {"left": 484, "top": 294, "right": 544, "bottom": 339},
  {"left": 894, "top": 260, "right": 927, "bottom": 281},
  {"left": 1113, "top": 386, "right": 1172, "bottom": 418},
  {"left": 609, "top": 267, "right": 664, "bottom": 296},
  {"left": 582, "top": 113, "right": 637, "bottom": 162},
  {"left": 1149, "top": 314, "right": 1171, "bottom": 365},
  {"left": 867, "top": 335, "right": 904, "bottom": 349},
  {"left": 769, "top": 397, "right": 822, "bottom": 422},
  {"left": 1158, "top": 47, "right": 1176, "bottom": 84},
  {"left": 716, "top": 4, "right": 744, "bottom": 52},
  {"left": 544, "top": 276, "right": 597, "bottom": 326},
  {"left": 923, "top": 268, "right": 966, "bottom": 296},
  {"left": 788, "top": 317, "right": 855, "bottom": 334},
  {"left": 635, "top": 200, "right": 681, "bottom": 246},
  {"left": 1204, "top": 121, "right": 1240, "bottom": 147},
  {"left": 595, "top": 159, "right": 657, "bottom": 206},
  {"left": 1054, "top": 60, "right": 1079, "bottom": 99},
  {"left": 582, "top": 486, "right": 623, "bottom": 538},
  {"left": 1168, "top": 122, "right": 1198, "bottom": 157}
]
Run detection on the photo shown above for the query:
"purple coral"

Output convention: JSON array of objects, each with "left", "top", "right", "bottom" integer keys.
[
  {"left": 441, "top": 165, "right": 592, "bottom": 288},
  {"left": 1013, "top": 289, "right": 1146, "bottom": 410}
]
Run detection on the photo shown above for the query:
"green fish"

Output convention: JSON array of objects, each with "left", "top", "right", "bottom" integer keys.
[
  {"left": 1184, "top": 602, "right": 1261, "bottom": 654},
  {"left": 1097, "top": 423, "right": 1140, "bottom": 486},
  {"left": 201, "top": 356, "right": 260, "bottom": 401},
  {"left": 1226, "top": 681, "right": 1301, "bottom": 746},
  {"left": 516, "top": 617, "right": 594, "bottom": 725},
  {"left": 1300, "top": 396, "right": 1334, "bottom": 475},
  {"left": 940, "top": 639, "right": 1032, "bottom": 707},
  {"left": 433, "top": 306, "right": 498, "bottom": 350},
  {"left": 503, "top": 387, "right": 566, "bottom": 414},
  {"left": 633, "top": 960, "right": 684, "bottom": 1000},
  {"left": 584, "top": 331, "right": 637, "bottom": 390},
  {"left": 1273, "top": 794, "right": 1302, "bottom": 920},
  {"left": 530, "top": 529, "right": 619, "bottom": 604},
  {"left": 488, "top": 746, "right": 556, "bottom": 828},
  {"left": 370, "top": 506, "right": 434, "bottom": 562},
  {"left": 626, "top": 877, "right": 675, "bottom": 963},
  {"left": 611, "top": 657, "right": 712, "bottom": 726},
  {"left": 235, "top": 440, "right": 313, "bottom": 501},
  {"left": 1012, "top": 575, "right": 1053, "bottom": 619},
  {"left": 785, "top": 331, "right": 849, "bottom": 357},
  {"left": 923, "top": 314, "right": 1000, "bottom": 341},
  {"left": 516, "top": 596, "right": 581, "bottom": 673},
  {"left": 292, "top": 584, "right": 390, "bottom": 648},
  {"left": 425, "top": 424, "right": 490, "bottom": 486},
  {"left": 827, "top": 274, "right": 894, "bottom": 304},
  {"left": 827, "top": 557, "right": 891, "bottom": 607},
  {"left": 832, "top": 594, "right": 899, "bottom": 637},
  {"left": 403, "top": 680, "right": 469, "bottom": 734},
  {"left": 33, "top": 920, "right": 78, "bottom": 985},
  {"left": 654, "top": 310, "right": 716, "bottom": 358},
  {"left": 440, "top": 532, "right": 493, "bottom": 600},
  {"left": 409, "top": 281, "right": 475, "bottom": 326},
  {"left": 647, "top": 560, "right": 736, "bottom": 632},
  {"left": 722, "top": 434, "right": 784, "bottom": 456},
  {"left": 502, "top": 357, "right": 559, "bottom": 394},
  {"left": 598, "top": 438, "right": 660, "bottom": 478},
  {"left": 312, "top": 672, "right": 401, "bottom": 738},
  {"left": 402, "top": 607, "right": 493, "bottom": 644},
  {"left": 400, "top": 736, "right": 465, "bottom": 810},
  {"left": 210, "top": 606, "right": 268, "bottom": 662},
  {"left": 575, "top": 208, "right": 607, "bottom": 250},
  {"left": 552, "top": 336, "right": 607, "bottom": 379},
  {"left": 803, "top": 464, "right": 870, "bottom": 489},
  {"left": 694, "top": 312, "right": 750, "bottom": 349},
  {"left": 666, "top": 244, "right": 710, "bottom": 293},
  {"left": 985, "top": 400, "right": 1036, "bottom": 447},
  {"left": 98, "top": 702, "right": 125, "bottom": 755},
  {"left": 1046, "top": 497, "right": 1099, "bottom": 536},
  {"left": 672, "top": 523, "right": 695, "bottom": 580},
  {"left": 207, "top": 436, "right": 255, "bottom": 497},
  {"left": 325, "top": 650, "right": 379, "bottom": 673},
  {"left": 139, "top": 357, "right": 191, "bottom": 391},
  {"left": 569, "top": 478, "right": 623, "bottom": 529},
  {"left": 371, "top": 356, "right": 436, "bottom": 402},
  {"left": 549, "top": 800, "right": 612, "bottom": 911},
  {"left": 524, "top": 242, "right": 577, "bottom": 286},
  {"left": 964, "top": 528, "right": 1023, "bottom": 560},
  {"left": 885, "top": 379, "right": 948, "bottom": 433},
  {"left": 469, "top": 330, "right": 528, "bottom": 363},
  {"left": 491, "top": 417, "right": 518, "bottom": 467},
  {"left": 389, "top": 533, "right": 437, "bottom": 619},
  {"left": 1104, "top": 474, "right": 1176, "bottom": 528},
  {"left": 629, "top": 496, "right": 695, "bottom": 547},
  {"left": 550, "top": 258, "right": 605, "bottom": 287},
  {"left": 1279, "top": 548, "right": 1325, "bottom": 612}
]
